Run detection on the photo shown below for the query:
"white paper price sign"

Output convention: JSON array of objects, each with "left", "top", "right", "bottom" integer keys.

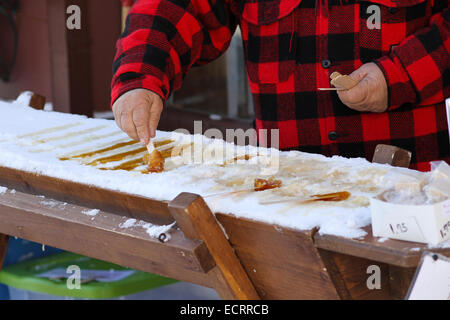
[{"left": 406, "top": 252, "right": 450, "bottom": 300}]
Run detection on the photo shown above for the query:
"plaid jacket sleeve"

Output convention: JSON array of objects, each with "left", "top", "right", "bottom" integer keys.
[
  {"left": 375, "top": 4, "right": 449, "bottom": 110},
  {"left": 111, "top": 0, "right": 237, "bottom": 105}
]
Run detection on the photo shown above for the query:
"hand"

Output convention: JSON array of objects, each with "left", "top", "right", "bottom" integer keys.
[
  {"left": 112, "top": 88, "right": 163, "bottom": 145},
  {"left": 337, "top": 62, "right": 388, "bottom": 113}
]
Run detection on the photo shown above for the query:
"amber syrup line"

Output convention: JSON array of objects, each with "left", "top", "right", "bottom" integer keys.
[
  {"left": 33, "top": 125, "right": 109, "bottom": 144},
  {"left": 18, "top": 122, "right": 84, "bottom": 139},
  {"left": 87, "top": 139, "right": 175, "bottom": 166},
  {"left": 32, "top": 131, "right": 125, "bottom": 154}
]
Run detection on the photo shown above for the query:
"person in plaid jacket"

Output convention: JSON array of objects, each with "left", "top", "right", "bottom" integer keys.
[{"left": 111, "top": 0, "right": 449, "bottom": 171}]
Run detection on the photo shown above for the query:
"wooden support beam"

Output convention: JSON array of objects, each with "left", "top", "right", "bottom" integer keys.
[
  {"left": 0, "top": 166, "right": 173, "bottom": 225},
  {"left": 168, "top": 193, "right": 260, "bottom": 300},
  {"left": 216, "top": 214, "right": 341, "bottom": 299},
  {"left": 313, "top": 227, "right": 450, "bottom": 268},
  {"left": 0, "top": 189, "right": 216, "bottom": 284},
  {"left": 317, "top": 249, "right": 391, "bottom": 300},
  {"left": 317, "top": 249, "right": 353, "bottom": 300}
]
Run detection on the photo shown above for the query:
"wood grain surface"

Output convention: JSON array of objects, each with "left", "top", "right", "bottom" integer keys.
[
  {"left": 0, "top": 166, "right": 173, "bottom": 225},
  {"left": 216, "top": 214, "right": 341, "bottom": 299},
  {"left": 0, "top": 189, "right": 216, "bottom": 285},
  {"left": 1, "top": 163, "right": 449, "bottom": 299},
  {"left": 169, "top": 193, "right": 260, "bottom": 300},
  {"left": 314, "top": 227, "right": 450, "bottom": 268}
]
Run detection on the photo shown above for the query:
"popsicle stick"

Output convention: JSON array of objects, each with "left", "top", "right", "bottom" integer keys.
[
  {"left": 146, "top": 141, "right": 155, "bottom": 154},
  {"left": 203, "top": 188, "right": 254, "bottom": 199},
  {"left": 318, "top": 88, "right": 346, "bottom": 91},
  {"left": 204, "top": 177, "right": 283, "bottom": 198},
  {"left": 259, "top": 198, "right": 311, "bottom": 205},
  {"left": 259, "top": 191, "right": 351, "bottom": 205}
]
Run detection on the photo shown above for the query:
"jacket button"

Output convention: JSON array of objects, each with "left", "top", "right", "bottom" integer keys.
[
  {"left": 328, "top": 131, "right": 339, "bottom": 141},
  {"left": 321, "top": 59, "right": 331, "bottom": 69}
]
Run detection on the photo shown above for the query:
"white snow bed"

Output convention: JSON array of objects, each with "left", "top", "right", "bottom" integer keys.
[{"left": 0, "top": 97, "right": 432, "bottom": 239}]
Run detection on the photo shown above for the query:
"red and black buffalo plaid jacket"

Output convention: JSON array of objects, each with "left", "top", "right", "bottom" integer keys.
[{"left": 111, "top": 0, "right": 450, "bottom": 171}]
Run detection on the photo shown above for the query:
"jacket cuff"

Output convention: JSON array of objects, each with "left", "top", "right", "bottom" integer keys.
[
  {"left": 374, "top": 55, "right": 418, "bottom": 111},
  {"left": 111, "top": 75, "right": 169, "bottom": 108}
]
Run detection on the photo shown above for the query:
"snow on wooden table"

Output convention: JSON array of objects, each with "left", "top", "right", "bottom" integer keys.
[{"left": 0, "top": 98, "right": 425, "bottom": 239}]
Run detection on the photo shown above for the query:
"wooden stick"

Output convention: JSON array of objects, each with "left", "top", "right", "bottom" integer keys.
[
  {"left": 259, "top": 197, "right": 313, "bottom": 205},
  {"left": 318, "top": 88, "right": 346, "bottom": 91},
  {"left": 146, "top": 140, "right": 155, "bottom": 154},
  {"left": 259, "top": 191, "right": 351, "bottom": 205},
  {"left": 204, "top": 177, "right": 283, "bottom": 198},
  {"left": 203, "top": 188, "right": 254, "bottom": 199}
]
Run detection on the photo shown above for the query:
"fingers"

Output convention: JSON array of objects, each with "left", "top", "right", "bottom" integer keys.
[
  {"left": 132, "top": 104, "right": 151, "bottom": 144},
  {"left": 337, "top": 66, "right": 370, "bottom": 109},
  {"left": 112, "top": 89, "right": 164, "bottom": 144},
  {"left": 120, "top": 110, "right": 140, "bottom": 141},
  {"left": 336, "top": 63, "right": 388, "bottom": 113},
  {"left": 338, "top": 80, "right": 368, "bottom": 107},
  {"left": 149, "top": 97, "right": 163, "bottom": 139},
  {"left": 112, "top": 101, "right": 123, "bottom": 131}
]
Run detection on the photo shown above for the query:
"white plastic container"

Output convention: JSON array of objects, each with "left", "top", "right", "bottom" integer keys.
[{"left": 370, "top": 192, "right": 450, "bottom": 245}]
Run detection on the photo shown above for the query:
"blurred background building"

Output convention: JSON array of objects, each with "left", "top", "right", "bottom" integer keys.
[
  {"left": 0, "top": 0, "right": 254, "bottom": 300},
  {"left": 0, "top": 0, "right": 254, "bottom": 134}
]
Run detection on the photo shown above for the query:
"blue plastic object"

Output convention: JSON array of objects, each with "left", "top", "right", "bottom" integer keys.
[{"left": 0, "top": 237, "right": 62, "bottom": 300}]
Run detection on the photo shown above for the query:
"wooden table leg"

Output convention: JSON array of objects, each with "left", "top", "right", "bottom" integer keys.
[
  {"left": 169, "top": 193, "right": 260, "bottom": 300},
  {"left": 0, "top": 234, "right": 9, "bottom": 271}
]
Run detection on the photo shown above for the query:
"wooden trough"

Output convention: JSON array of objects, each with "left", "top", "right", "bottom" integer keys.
[{"left": 0, "top": 146, "right": 449, "bottom": 300}]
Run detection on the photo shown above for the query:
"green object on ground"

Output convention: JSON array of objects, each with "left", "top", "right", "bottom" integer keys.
[{"left": 0, "top": 252, "right": 177, "bottom": 299}]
